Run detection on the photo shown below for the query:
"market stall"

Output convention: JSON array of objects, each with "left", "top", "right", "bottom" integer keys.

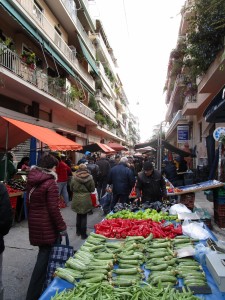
[{"left": 39, "top": 207, "right": 225, "bottom": 300}]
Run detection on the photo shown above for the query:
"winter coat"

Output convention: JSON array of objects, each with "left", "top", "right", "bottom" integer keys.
[
  {"left": 108, "top": 163, "right": 135, "bottom": 195},
  {"left": 0, "top": 159, "right": 16, "bottom": 181},
  {"left": 87, "top": 162, "right": 100, "bottom": 186},
  {"left": 56, "top": 161, "right": 72, "bottom": 182},
  {"left": 70, "top": 169, "right": 95, "bottom": 214},
  {"left": 26, "top": 167, "right": 66, "bottom": 246},
  {"left": 163, "top": 162, "right": 178, "bottom": 183},
  {"left": 0, "top": 183, "right": 13, "bottom": 254},
  {"left": 96, "top": 158, "right": 111, "bottom": 179},
  {"left": 136, "top": 169, "right": 167, "bottom": 202}
]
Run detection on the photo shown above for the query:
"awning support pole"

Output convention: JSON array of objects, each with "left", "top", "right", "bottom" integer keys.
[{"left": 4, "top": 121, "right": 9, "bottom": 182}]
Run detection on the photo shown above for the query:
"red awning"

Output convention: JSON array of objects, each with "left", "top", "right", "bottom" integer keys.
[
  {"left": 0, "top": 116, "right": 83, "bottom": 151},
  {"left": 107, "top": 142, "right": 128, "bottom": 151},
  {"left": 80, "top": 143, "right": 115, "bottom": 154}
]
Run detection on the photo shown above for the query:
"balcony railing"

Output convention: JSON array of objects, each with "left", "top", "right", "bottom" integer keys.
[
  {"left": 16, "top": 0, "right": 94, "bottom": 88},
  {"left": 61, "top": 0, "right": 96, "bottom": 57},
  {"left": 0, "top": 45, "right": 95, "bottom": 120},
  {"left": 167, "top": 110, "right": 187, "bottom": 133},
  {"left": 184, "top": 95, "right": 197, "bottom": 104}
]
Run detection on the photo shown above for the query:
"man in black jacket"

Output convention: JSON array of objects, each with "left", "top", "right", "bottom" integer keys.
[
  {"left": 136, "top": 161, "right": 167, "bottom": 203},
  {"left": 96, "top": 153, "right": 111, "bottom": 199},
  {"left": 0, "top": 183, "right": 13, "bottom": 300},
  {"left": 108, "top": 157, "right": 135, "bottom": 209}
]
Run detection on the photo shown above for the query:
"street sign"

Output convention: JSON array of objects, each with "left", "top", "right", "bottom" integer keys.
[
  {"left": 213, "top": 127, "right": 225, "bottom": 141},
  {"left": 177, "top": 125, "right": 189, "bottom": 143}
]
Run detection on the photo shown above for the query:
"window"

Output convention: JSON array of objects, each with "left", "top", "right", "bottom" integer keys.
[{"left": 33, "top": 0, "right": 43, "bottom": 24}]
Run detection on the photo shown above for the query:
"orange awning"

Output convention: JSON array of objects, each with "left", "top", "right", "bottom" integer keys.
[{"left": 0, "top": 116, "right": 83, "bottom": 151}]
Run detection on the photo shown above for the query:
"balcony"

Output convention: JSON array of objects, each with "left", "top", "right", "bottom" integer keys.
[
  {"left": 169, "top": 74, "right": 186, "bottom": 104},
  {"left": 179, "top": 0, "right": 194, "bottom": 35},
  {"left": 96, "top": 61, "right": 114, "bottom": 96},
  {"left": 61, "top": 0, "right": 96, "bottom": 57},
  {"left": 15, "top": 0, "right": 95, "bottom": 89},
  {"left": 94, "top": 33, "right": 117, "bottom": 78},
  {"left": 198, "top": 49, "right": 225, "bottom": 94},
  {"left": 166, "top": 110, "right": 188, "bottom": 138},
  {"left": 95, "top": 91, "right": 117, "bottom": 122},
  {"left": 182, "top": 95, "right": 198, "bottom": 115},
  {"left": 0, "top": 45, "right": 95, "bottom": 121}
]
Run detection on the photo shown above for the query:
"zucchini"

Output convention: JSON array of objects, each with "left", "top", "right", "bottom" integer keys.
[
  {"left": 89, "top": 232, "right": 106, "bottom": 241},
  {"left": 145, "top": 263, "right": 168, "bottom": 271},
  {"left": 113, "top": 268, "right": 139, "bottom": 275}
]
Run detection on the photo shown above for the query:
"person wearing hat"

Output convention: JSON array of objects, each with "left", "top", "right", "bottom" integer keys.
[
  {"left": 135, "top": 161, "right": 167, "bottom": 203},
  {"left": 70, "top": 163, "right": 95, "bottom": 239},
  {"left": 77, "top": 151, "right": 91, "bottom": 165},
  {"left": 0, "top": 152, "right": 16, "bottom": 181}
]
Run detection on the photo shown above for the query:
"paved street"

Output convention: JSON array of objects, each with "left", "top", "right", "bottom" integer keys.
[{"left": 2, "top": 192, "right": 225, "bottom": 300}]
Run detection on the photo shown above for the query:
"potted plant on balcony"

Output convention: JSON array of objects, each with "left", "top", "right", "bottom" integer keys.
[
  {"left": 21, "top": 50, "right": 36, "bottom": 69},
  {"left": 69, "top": 86, "right": 84, "bottom": 101}
]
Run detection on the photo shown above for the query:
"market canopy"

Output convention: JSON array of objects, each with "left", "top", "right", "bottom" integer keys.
[
  {"left": 79, "top": 143, "right": 115, "bottom": 154},
  {"left": 135, "top": 139, "right": 196, "bottom": 157},
  {"left": 0, "top": 116, "right": 83, "bottom": 151},
  {"left": 107, "top": 142, "right": 128, "bottom": 151}
]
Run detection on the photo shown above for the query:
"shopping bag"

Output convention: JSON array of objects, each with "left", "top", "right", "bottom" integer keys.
[
  {"left": 100, "top": 192, "right": 112, "bottom": 214},
  {"left": 90, "top": 188, "right": 99, "bottom": 207},
  {"left": 43, "top": 234, "right": 74, "bottom": 289}
]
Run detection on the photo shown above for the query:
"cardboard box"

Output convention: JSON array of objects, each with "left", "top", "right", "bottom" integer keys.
[{"left": 206, "top": 252, "right": 225, "bottom": 292}]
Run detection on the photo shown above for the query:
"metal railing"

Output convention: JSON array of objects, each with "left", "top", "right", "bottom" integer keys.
[
  {"left": 61, "top": 0, "right": 96, "bottom": 57},
  {"left": 0, "top": 44, "right": 95, "bottom": 120},
  {"left": 17, "top": 0, "right": 94, "bottom": 88},
  {"left": 184, "top": 95, "right": 197, "bottom": 104},
  {"left": 167, "top": 110, "right": 187, "bottom": 132}
]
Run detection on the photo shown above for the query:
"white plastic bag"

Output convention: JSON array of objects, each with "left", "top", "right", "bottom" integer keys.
[
  {"left": 169, "top": 203, "right": 192, "bottom": 215},
  {"left": 182, "top": 219, "right": 211, "bottom": 240}
]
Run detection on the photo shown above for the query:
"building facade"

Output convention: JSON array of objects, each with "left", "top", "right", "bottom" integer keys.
[
  {"left": 164, "top": 0, "right": 225, "bottom": 174},
  {"left": 0, "top": 0, "right": 139, "bottom": 162}
]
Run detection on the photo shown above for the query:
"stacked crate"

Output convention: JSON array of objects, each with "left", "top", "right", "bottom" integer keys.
[
  {"left": 180, "top": 192, "right": 195, "bottom": 211},
  {"left": 213, "top": 187, "right": 225, "bottom": 228}
]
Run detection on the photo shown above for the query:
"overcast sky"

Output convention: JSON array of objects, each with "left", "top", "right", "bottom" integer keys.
[{"left": 91, "top": 0, "right": 185, "bottom": 142}]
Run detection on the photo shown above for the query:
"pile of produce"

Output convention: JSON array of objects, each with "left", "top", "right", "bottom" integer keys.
[
  {"left": 7, "top": 178, "right": 26, "bottom": 191},
  {"left": 106, "top": 208, "right": 178, "bottom": 222},
  {"left": 52, "top": 233, "right": 204, "bottom": 300},
  {"left": 94, "top": 219, "right": 182, "bottom": 239}
]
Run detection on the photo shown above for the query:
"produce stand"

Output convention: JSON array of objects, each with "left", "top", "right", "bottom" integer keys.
[
  {"left": 39, "top": 220, "right": 225, "bottom": 300},
  {"left": 167, "top": 180, "right": 224, "bottom": 196}
]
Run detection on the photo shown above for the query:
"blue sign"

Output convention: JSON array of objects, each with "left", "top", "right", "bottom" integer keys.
[{"left": 177, "top": 125, "right": 189, "bottom": 143}]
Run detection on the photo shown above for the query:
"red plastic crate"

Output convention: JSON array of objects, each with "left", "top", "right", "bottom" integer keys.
[{"left": 10, "top": 196, "right": 18, "bottom": 209}]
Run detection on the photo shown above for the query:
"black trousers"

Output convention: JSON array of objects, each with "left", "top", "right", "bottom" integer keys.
[
  {"left": 76, "top": 213, "right": 87, "bottom": 236},
  {"left": 26, "top": 245, "right": 51, "bottom": 300}
]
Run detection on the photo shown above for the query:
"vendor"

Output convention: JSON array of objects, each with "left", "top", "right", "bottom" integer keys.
[
  {"left": 0, "top": 152, "right": 17, "bottom": 182},
  {"left": 135, "top": 161, "right": 167, "bottom": 203},
  {"left": 17, "top": 156, "right": 30, "bottom": 171}
]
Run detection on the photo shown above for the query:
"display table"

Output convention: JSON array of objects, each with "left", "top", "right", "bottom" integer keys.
[
  {"left": 39, "top": 225, "right": 225, "bottom": 300},
  {"left": 167, "top": 180, "right": 224, "bottom": 196}
]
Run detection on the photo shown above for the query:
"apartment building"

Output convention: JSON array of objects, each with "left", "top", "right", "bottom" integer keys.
[
  {"left": 164, "top": 0, "right": 225, "bottom": 174},
  {"left": 0, "top": 0, "right": 138, "bottom": 161}
]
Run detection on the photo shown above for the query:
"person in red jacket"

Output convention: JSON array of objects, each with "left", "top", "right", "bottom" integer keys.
[
  {"left": 55, "top": 154, "right": 72, "bottom": 207},
  {"left": 26, "top": 154, "right": 67, "bottom": 300}
]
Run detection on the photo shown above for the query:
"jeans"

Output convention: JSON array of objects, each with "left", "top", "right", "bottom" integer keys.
[
  {"left": 97, "top": 177, "right": 108, "bottom": 200},
  {"left": 58, "top": 182, "right": 69, "bottom": 205},
  {"left": 26, "top": 245, "right": 51, "bottom": 300}
]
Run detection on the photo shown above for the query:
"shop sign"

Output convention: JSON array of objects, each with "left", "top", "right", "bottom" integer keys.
[
  {"left": 177, "top": 125, "right": 189, "bottom": 143},
  {"left": 213, "top": 127, "right": 225, "bottom": 141}
]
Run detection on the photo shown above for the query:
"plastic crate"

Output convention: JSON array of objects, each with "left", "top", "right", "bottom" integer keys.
[
  {"left": 214, "top": 211, "right": 225, "bottom": 228},
  {"left": 10, "top": 196, "right": 18, "bottom": 209}
]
